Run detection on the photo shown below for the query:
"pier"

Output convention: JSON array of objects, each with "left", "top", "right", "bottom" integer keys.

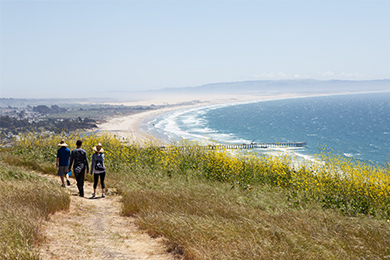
[
  {"left": 207, "top": 142, "right": 306, "bottom": 150},
  {"left": 160, "top": 142, "right": 306, "bottom": 150}
]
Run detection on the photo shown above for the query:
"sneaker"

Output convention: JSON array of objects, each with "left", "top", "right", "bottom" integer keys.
[
  {"left": 61, "top": 184, "right": 65, "bottom": 188},
  {"left": 66, "top": 180, "right": 70, "bottom": 186},
  {"left": 102, "top": 193, "right": 105, "bottom": 198},
  {"left": 92, "top": 193, "right": 95, "bottom": 198}
]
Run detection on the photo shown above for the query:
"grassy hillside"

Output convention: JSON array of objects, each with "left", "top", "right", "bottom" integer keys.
[
  {"left": 2, "top": 132, "right": 390, "bottom": 259},
  {"left": 0, "top": 164, "right": 70, "bottom": 259}
]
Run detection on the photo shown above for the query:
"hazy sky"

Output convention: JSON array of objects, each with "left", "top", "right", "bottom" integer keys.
[{"left": 1, "top": 0, "right": 389, "bottom": 98}]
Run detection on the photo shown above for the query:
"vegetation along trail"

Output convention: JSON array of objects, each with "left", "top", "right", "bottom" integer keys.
[
  {"left": 4, "top": 132, "right": 390, "bottom": 259},
  {"left": 39, "top": 173, "right": 174, "bottom": 260}
]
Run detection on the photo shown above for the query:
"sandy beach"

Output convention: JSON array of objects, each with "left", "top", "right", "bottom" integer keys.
[
  {"left": 99, "top": 89, "right": 388, "bottom": 143},
  {"left": 97, "top": 92, "right": 324, "bottom": 143}
]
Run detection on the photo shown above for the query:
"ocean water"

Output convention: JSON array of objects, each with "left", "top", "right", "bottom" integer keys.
[{"left": 143, "top": 92, "right": 390, "bottom": 165}]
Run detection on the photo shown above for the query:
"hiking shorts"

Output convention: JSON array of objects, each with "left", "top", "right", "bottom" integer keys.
[{"left": 57, "top": 166, "right": 69, "bottom": 176}]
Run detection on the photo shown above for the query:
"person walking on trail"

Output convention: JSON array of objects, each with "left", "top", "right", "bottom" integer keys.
[
  {"left": 56, "top": 140, "right": 71, "bottom": 187},
  {"left": 90, "top": 143, "right": 106, "bottom": 198},
  {"left": 69, "top": 140, "right": 89, "bottom": 197}
]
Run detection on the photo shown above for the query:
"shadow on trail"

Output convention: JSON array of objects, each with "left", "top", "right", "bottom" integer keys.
[{"left": 89, "top": 196, "right": 104, "bottom": 200}]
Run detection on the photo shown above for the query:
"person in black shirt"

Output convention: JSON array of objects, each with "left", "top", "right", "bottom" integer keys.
[{"left": 69, "top": 140, "right": 89, "bottom": 197}]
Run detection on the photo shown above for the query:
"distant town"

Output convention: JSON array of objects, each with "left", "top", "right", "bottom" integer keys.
[
  {"left": 0, "top": 98, "right": 203, "bottom": 147},
  {"left": 0, "top": 102, "right": 153, "bottom": 146}
]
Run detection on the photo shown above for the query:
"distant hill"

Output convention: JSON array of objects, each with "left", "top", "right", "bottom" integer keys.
[
  {"left": 154, "top": 79, "right": 390, "bottom": 95},
  {"left": 2, "top": 80, "right": 389, "bottom": 106}
]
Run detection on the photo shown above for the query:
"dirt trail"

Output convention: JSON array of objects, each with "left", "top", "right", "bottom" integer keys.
[{"left": 39, "top": 175, "right": 175, "bottom": 260}]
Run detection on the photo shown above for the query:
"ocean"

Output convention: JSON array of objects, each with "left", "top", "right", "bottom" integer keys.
[{"left": 142, "top": 92, "right": 390, "bottom": 165}]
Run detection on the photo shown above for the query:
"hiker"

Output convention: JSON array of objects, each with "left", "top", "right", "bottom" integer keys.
[
  {"left": 90, "top": 143, "right": 106, "bottom": 198},
  {"left": 56, "top": 140, "right": 71, "bottom": 187},
  {"left": 69, "top": 140, "right": 89, "bottom": 197}
]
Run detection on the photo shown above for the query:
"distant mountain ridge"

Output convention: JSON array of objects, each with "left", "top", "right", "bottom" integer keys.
[
  {"left": 155, "top": 79, "right": 390, "bottom": 95},
  {"left": 2, "top": 80, "right": 389, "bottom": 106}
]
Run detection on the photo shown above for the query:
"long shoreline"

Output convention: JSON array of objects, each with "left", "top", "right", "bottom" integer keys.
[
  {"left": 97, "top": 93, "right": 317, "bottom": 142},
  {"left": 96, "top": 90, "right": 389, "bottom": 143}
]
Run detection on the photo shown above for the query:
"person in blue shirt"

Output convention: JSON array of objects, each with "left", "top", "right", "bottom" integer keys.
[{"left": 56, "top": 140, "right": 71, "bottom": 187}]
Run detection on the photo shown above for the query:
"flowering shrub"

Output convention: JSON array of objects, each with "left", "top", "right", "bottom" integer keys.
[{"left": 7, "top": 132, "right": 390, "bottom": 218}]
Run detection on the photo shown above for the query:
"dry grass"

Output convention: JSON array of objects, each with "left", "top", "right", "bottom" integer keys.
[
  {"left": 0, "top": 163, "right": 70, "bottom": 259},
  {"left": 3, "top": 133, "right": 390, "bottom": 259},
  {"left": 119, "top": 171, "right": 390, "bottom": 259}
]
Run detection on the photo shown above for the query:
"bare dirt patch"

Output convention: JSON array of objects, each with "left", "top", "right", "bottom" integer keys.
[{"left": 39, "top": 175, "right": 174, "bottom": 260}]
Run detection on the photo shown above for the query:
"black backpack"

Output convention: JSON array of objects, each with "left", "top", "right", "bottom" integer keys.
[{"left": 95, "top": 157, "right": 105, "bottom": 171}]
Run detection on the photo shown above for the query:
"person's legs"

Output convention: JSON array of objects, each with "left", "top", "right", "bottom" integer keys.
[
  {"left": 100, "top": 172, "right": 106, "bottom": 197},
  {"left": 79, "top": 169, "right": 85, "bottom": 196},
  {"left": 75, "top": 169, "right": 85, "bottom": 197},
  {"left": 93, "top": 174, "right": 99, "bottom": 197},
  {"left": 58, "top": 166, "right": 66, "bottom": 187},
  {"left": 75, "top": 172, "right": 81, "bottom": 195}
]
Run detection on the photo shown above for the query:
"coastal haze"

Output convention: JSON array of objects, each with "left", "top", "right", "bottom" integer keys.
[
  {"left": 1, "top": 0, "right": 390, "bottom": 162},
  {"left": 1, "top": 1, "right": 390, "bottom": 99},
  {"left": 2, "top": 79, "right": 390, "bottom": 107}
]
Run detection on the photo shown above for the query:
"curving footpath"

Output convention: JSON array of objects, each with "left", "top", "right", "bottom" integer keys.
[{"left": 39, "top": 175, "right": 174, "bottom": 260}]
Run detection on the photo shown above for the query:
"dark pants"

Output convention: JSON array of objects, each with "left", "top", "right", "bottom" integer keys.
[
  {"left": 75, "top": 169, "right": 85, "bottom": 196},
  {"left": 93, "top": 172, "right": 106, "bottom": 189}
]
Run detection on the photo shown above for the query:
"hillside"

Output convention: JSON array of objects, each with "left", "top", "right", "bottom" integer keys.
[{"left": 154, "top": 79, "right": 390, "bottom": 95}]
